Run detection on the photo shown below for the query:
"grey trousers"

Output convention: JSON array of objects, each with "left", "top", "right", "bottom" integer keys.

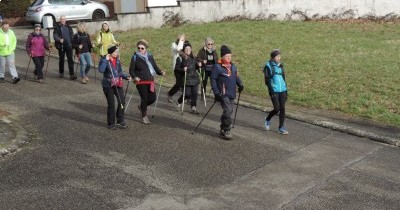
[{"left": 0, "top": 54, "right": 18, "bottom": 78}]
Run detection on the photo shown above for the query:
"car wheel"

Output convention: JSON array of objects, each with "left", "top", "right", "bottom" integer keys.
[
  {"left": 92, "top": 10, "right": 105, "bottom": 21},
  {"left": 42, "top": 15, "right": 56, "bottom": 28}
]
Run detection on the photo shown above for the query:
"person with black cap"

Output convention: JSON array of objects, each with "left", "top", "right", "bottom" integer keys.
[
  {"left": 129, "top": 39, "right": 165, "bottom": 124},
  {"left": 26, "top": 24, "right": 50, "bottom": 84},
  {"left": 98, "top": 45, "right": 131, "bottom": 130},
  {"left": 211, "top": 45, "right": 244, "bottom": 140},
  {"left": 175, "top": 41, "right": 201, "bottom": 114},
  {"left": 263, "top": 49, "right": 288, "bottom": 135}
]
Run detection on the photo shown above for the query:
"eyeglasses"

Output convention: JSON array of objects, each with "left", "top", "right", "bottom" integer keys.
[
  {"left": 207, "top": 43, "right": 213, "bottom": 46},
  {"left": 137, "top": 47, "right": 145, "bottom": 50},
  {"left": 35, "top": 29, "right": 41, "bottom": 31}
]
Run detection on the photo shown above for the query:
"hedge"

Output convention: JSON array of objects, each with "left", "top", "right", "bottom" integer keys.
[{"left": 0, "top": 0, "right": 31, "bottom": 18}]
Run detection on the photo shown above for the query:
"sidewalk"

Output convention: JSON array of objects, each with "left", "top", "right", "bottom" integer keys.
[{"left": 1, "top": 26, "right": 398, "bottom": 159}]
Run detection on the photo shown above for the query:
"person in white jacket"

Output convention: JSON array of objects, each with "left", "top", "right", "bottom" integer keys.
[{"left": 167, "top": 34, "right": 185, "bottom": 103}]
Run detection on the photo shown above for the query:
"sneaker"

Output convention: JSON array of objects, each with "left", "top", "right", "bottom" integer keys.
[
  {"left": 84, "top": 76, "right": 89, "bottom": 81},
  {"left": 37, "top": 79, "right": 45, "bottom": 84},
  {"left": 108, "top": 125, "right": 117, "bottom": 130},
  {"left": 12, "top": 77, "right": 20, "bottom": 84},
  {"left": 167, "top": 95, "right": 173, "bottom": 103},
  {"left": 116, "top": 122, "right": 127, "bottom": 129},
  {"left": 279, "top": 127, "right": 289, "bottom": 135},
  {"left": 219, "top": 129, "right": 233, "bottom": 140},
  {"left": 175, "top": 103, "right": 182, "bottom": 111},
  {"left": 70, "top": 75, "right": 77, "bottom": 80},
  {"left": 0, "top": 78, "right": 5, "bottom": 83},
  {"left": 264, "top": 118, "right": 270, "bottom": 130},
  {"left": 142, "top": 116, "right": 150, "bottom": 124},
  {"left": 81, "top": 78, "right": 87, "bottom": 84},
  {"left": 191, "top": 106, "right": 199, "bottom": 114}
]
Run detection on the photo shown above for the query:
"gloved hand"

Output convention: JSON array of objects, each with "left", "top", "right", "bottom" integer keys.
[
  {"left": 214, "top": 93, "right": 223, "bottom": 102},
  {"left": 238, "top": 85, "right": 244, "bottom": 93}
]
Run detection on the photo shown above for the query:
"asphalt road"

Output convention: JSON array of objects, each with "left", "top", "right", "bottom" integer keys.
[{"left": 0, "top": 48, "right": 399, "bottom": 209}]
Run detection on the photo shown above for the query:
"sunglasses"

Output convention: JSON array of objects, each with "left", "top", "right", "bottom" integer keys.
[
  {"left": 207, "top": 43, "right": 213, "bottom": 45},
  {"left": 35, "top": 29, "right": 41, "bottom": 31},
  {"left": 137, "top": 47, "right": 145, "bottom": 50}
]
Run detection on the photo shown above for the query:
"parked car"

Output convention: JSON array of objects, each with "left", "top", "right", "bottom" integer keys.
[{"left": 25, "top": 0, "right": 110, "bottom": 25}]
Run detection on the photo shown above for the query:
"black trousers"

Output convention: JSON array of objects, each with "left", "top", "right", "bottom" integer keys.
[
  {"left": 168, "top": 71, "right": 183, "bottom": 96},
  {"left": 177, "top": 85, "right": 198, "bottom": 107},
  {"left": 136, "top": 84, "right": 156, "bottom": 117},
  {"left": 201, "top": 70, "right": 212, "bottom": 93},
  {"left": 58, "top": 46, "right": 74, "bottom": 75},
  {"left": 32, "top": 56, "right": 45, "bottom": 79},
  {"left": 103, "top": 86, "right": 125, "bottom": 126},
  {"left": 266, "top": 91, "right": 287, "bottom": 128}
]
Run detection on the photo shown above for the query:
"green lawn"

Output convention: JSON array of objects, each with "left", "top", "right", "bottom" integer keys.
[{"left": 115, "top": 20, "right": 400, "bottom": 126}]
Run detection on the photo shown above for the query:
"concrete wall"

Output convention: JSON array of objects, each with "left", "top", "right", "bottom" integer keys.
[{"left": 85, "top": 0, "right": 400, "bottom": 34}]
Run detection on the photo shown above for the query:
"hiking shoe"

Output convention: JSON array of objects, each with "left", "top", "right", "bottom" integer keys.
[
  {"left": 12, "top": 77, "right": 20, "bottom": 84},
  {"left": 219, "top": 129, "right": 233, "bottom": 140},
  {"left": 0, "top": 77, "right": 5, "bottom": 83},
  {"left": 175, "top": 103, "right": 182, "bottom": 111},
  {"left": 84, "top": 76, "right": 89, "bottom": 81},
  {"left": 167, "top": 95, "right": 173, "bottom": 103},
  {"left": 191, "top": 106, "right": 199, "bottom": 114},
  {"left": 70, "top": 75, "right": 77, "bottom": 80},
  {"left": 108, "top": 125, "right": 117, "bottom": 130},
  {"left": 264, "top": 118, "right": 270, "bottom": 130},
  {"left": 278, "top": 127, "right": 289, "bottom": 135},
  {"left": 81, "top": 78, "right": 87, "bottom": 84},
  {"left": 116, "top": 122, "right": 127, "bottom": 129},
  {"left": 38, "top": 79, "right": 45, "bottom": 84},
  {"left": 142, "top": 116, "right": 150, "bottom": 124}
]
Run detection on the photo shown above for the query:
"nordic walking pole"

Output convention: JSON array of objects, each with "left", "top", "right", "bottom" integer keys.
[
  {"left": 92, "top": 53, "right": 97, "bottom": 83},
  {"left": 74, "top": 53, "right": 79, "bottom": 79},
  {"left": 44, "top": 49, "right": 51, "bottom": 80},
  {"left": 24, "top": 55, "right": 32, "bottom": 79},
  {"left": 181, "top": 68, "right": 187, "bottom": 115},
  {"left": 124, "top": 80, "right": 130, "bottom": 99},
  {"left": 124, "top": 85, "right": 135, "bottom": 114},
  {"left": 199, "top": 68, "right": 207, "bottom": 108},
  {"left": 108, "top": 61, "right": 124, "bottom": 109},
  {"left": 232, "top": 92, "right": 241, "bottom": 128},
  {"left": 151, "top": 76, "right": 163, "bottom": 118},
  {"left": 192, "top": 100, "right": 217, "bottom": 134}
]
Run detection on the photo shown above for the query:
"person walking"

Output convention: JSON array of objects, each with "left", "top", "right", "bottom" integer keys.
[
  {"left": 53, "top": 16, "right": 76, "bottom": 80},
  {"left": 196, "top": 37, "right": 218, "bottom": 97},
  {"left": 175, "top": 42, "right": 201, "bottom": 114},
  {"left": 72, "top": 22, "right": 93, "bottom": 84},
  {"left": 211, "top": 45, "right": 244, "bottom": 140},
  {"left": 98, "top": 45, "right": 131, "bottom": 130},
  {"left": 96, "top": 22, "right": 119, "bottom": 57},
  {"left": 129, "top": 39, "right": 165, "bottom": 124},
  {"left": 167, "top": 34, "right": 185, "bottom": 103},
  {"left": 263, "top": 49, "right": 289, "bottom": 135},
  {"left": 0, "top": 21, "right": 20, "bottom": 84},
  {"left": 25, "top": 24, "right": 50, "bottom": 84}
]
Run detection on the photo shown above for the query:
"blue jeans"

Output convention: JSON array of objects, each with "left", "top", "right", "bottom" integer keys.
[{"left": 79, "top": 52, "right": 93, "bottom": 78}]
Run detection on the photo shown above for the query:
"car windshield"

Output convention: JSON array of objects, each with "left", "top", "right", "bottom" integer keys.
[{"left": 30, "top": 0, "right": 45, "bottom": 7}]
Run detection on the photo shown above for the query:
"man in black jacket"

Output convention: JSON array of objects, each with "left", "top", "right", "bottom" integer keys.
[{"left": 53, "top": 16, "right": 76, "bottom": 80}]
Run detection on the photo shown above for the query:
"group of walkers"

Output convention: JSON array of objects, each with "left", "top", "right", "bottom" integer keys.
[{"left": 0, "top": 17, "right": 289, "bottom": 139}]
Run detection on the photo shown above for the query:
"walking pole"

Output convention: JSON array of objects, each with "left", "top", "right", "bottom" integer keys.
[
  {"left": 199, "top": 68, "right": 207, "bottom": 108},
  {"left": 191, "top": 100, "right": 217, "bottom": 134},
  {"left": 92, "top": 53, "right": 97, "bottom": 83},
  {"left": 181, "top": 69, "right": 187, "bottom": 115},
  {"left": 108, "top": 61, "right": 124, "bottom": 109},
  {"left": 74, "top": 53, "right": 79, "bottom": 79},
  {"left": 124, "top": 80, "right": 130, "bottom": 99},
  {"left": 232, "top": 92, "right": 241, "bottom": 128},
  {"left": 24, "top": 55, "right": 32, "bottom": 79},
  {"left": 44, "top": 49, "right": 51, "bottom": 80},
  {"left": 151, "top": 76, "right": 163, "bottom": 118},
  {"left": 124, "top": 85, "right": 135, "bottom": 113}
]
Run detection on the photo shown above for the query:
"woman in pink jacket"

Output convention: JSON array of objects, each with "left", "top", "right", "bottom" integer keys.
[{"left": 25, "top": 24, "right": 50, "bottom": 83}]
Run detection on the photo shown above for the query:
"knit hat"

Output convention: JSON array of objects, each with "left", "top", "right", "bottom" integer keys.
[
  {"left": 108, "top": 45, "right": 118, "bottom": 54},
  {"left": 33, "top": 24, "right": 41, "bottom": 29},
  {"left": 136, "top": 39, "right": 149, "bottom": 48},
  {"left": 270, "top": 49, "right": 281, "bottom": 59},
  {"left": 220, "top": 45, "right": 231, "bottom": 57},
  {"left": 183, "top": 40, "right": 191, "bottom": 50}
]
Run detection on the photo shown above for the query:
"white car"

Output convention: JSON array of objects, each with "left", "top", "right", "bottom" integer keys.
[{"left": 25, "top": 0, "right": 110, "bottom": 24}]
